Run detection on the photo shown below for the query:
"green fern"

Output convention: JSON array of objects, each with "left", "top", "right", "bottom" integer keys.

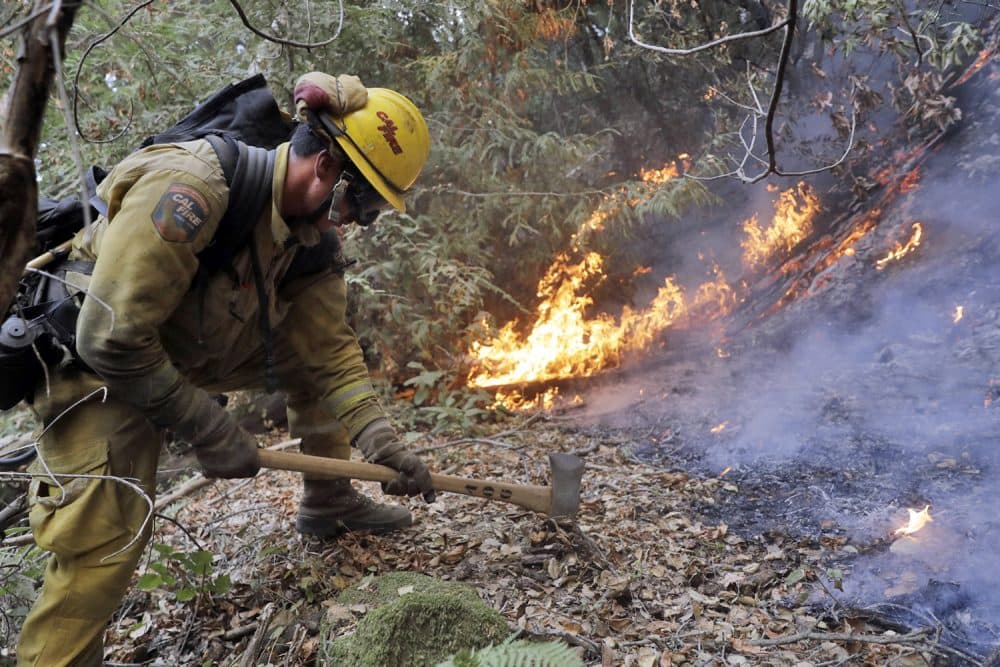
[{"left": 437, "top": 636, "right": 584, "bottom": 667}]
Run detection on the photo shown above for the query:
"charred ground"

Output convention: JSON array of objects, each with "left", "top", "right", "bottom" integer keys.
[{"left": 571, "top": 42, "right": 1000, "bottom": 664}]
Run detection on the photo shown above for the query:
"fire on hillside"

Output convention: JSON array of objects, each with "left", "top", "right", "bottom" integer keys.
[{"left": 466, "top": 176, "right": 854, "bottom": 408}]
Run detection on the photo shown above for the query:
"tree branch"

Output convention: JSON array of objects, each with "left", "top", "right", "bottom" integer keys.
[
  {"left": 761, "top": 0, "right": 798, "bottom": 177},
  {"left": 895, "top": 0, "right": 924, "bottom": 65},
  {"left": 72, "top": 0, "right": 153, "bottom": 144},
  {"left": 225, "top": 0, "right": 343, "bottom": 49},
  {"left": 628, "top": 0, "right": 789, "bottom": 56},
  {"left": 0, "top": 0, "right": 80, "bottom": 312},
  {"left": 0, "top": 4, "right": 55, "bottom": 42},
  {"left": 630, "top": 0, "right": 858, "bottom": 184}
]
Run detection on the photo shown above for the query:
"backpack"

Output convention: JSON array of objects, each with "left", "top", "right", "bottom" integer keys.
[{"left": 0, "top": 74, "right": 295, "bottom": 411}]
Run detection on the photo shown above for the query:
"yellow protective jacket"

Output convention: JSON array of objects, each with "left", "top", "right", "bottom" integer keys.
[{"left": 66, "top": 139, "right": 385, "bottom": 447}]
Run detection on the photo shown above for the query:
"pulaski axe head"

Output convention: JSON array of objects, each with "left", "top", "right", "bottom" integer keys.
[{"left": 548, "top": 452, "right": 585, "bottom": 517}]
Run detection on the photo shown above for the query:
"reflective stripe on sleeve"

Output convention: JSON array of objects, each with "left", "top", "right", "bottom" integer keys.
[{"left": 327, "top": 379, "right": 378, "bottom": 419}]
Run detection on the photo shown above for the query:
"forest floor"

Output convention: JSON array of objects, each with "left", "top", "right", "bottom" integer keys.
[{"left": 74, "top": 407, "right": 985, "bottom": 667}]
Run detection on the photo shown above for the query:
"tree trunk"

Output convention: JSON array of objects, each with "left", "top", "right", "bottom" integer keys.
[{"left": 0, "top": 2, "right": 79, "bottom": 311}]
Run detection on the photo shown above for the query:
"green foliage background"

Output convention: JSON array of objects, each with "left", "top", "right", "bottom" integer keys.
[{"left": 6, "top": 0, "right": 984, "bottom": 423}]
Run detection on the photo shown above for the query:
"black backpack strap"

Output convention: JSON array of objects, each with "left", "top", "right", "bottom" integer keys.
[
  {"left": 198, "top": 134, "right": 276, "bottom": 273},
  {"left": 200, "top": 134, "right": 279, "bottom": 393}
]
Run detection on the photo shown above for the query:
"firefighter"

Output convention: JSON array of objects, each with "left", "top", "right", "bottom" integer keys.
[{"left": 16, "top": 73, "right": 433, "bottom": 666}]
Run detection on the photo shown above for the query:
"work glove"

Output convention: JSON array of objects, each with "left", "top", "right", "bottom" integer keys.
[
  {"left": 294, "top": 72, "right": 368, "bottom": 122},
  {"left": 95, "top": 359, "right": 260, "bottom": 478},
  {"left": 194, "top": 425, "right": 261, "bottom": 479},
  {"left": 354, "top": 418, "right": 435, "bottom": 501},
  {"left": 172, "top": 386, "right": 260, "bottom": 479}
]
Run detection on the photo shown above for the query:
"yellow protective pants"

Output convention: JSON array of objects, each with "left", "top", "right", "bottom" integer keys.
[{"left": 16, "top": 356, "right": 349, "bottom": 665}]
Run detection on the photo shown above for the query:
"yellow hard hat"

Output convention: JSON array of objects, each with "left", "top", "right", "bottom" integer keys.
[{"left": 316, "top": 88, "right": 430, "bottom": 213}]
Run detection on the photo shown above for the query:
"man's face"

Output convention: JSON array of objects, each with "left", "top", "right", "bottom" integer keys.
[{"left": 296, "top": 151, "right": 389, "bottom": 231}]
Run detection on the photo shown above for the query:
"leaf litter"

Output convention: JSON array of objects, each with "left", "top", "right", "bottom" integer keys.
[{"left": 98, "top": 412, "right": 965, "bottom": 666}]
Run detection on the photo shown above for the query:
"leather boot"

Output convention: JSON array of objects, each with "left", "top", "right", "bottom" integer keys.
[{"left": 296, "top": 478, "right": 412, "bottom": 537}]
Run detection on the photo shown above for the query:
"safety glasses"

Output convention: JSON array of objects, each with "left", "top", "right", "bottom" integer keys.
[{"left": 345, "top": 170, "right": 388, "bottom": 226}]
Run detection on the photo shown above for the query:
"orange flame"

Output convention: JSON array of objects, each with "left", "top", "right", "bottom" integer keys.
[
  {"left": 469, "top": 182, "right": 829, "bottom": 395},
  {"left": 876, "top": 222, "right": 923, "bottom": 270},
  {"left": 572, "top": 158, "right": 685, "bottom": 248},
  {"left": 899, "top": 167, "right": 921, "bottom": 193},
  {"left": 639, "top": 163, "right": 680, "bottom": 184},
  {"left": 468, "top": 252, "right": 688, "bottom": 388},
  {"left": 894, "top": 505, "right": 933, "bottom": 536},
  {"left": 691, "top": 263, "right": 737, "bottom": 319},
  {"left": 986, "top": 379, "right": 998, "bottom": 409},
  {"left": 710, "top": 421, "right": 728, "bottom": 434},
  {"left": 742, "top": 183, "right": 821, "bottom": 268},
  {"left": 951, "top": 46, "right": 995, "bottom": 88},
  {"left": 953, "top": 305, "right": 964, "bottom": 324}
]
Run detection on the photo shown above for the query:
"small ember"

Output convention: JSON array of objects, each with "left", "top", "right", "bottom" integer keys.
[
  {"left": 894, "top": 505, "right": 933, "bottom": 537},
  {"left": 710, "top": 421, "right": 729, "bottom": 434}
]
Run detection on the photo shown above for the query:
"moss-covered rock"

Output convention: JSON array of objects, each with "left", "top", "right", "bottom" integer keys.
[{"left": 329, "top": 572, "right": 511, "bottom": 667}]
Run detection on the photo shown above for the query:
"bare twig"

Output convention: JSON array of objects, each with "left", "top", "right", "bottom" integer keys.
[
  {"left": 691, "top": 42, "right": 857, "bottom": 181},
  {"left": 628, "top": 0, "right": 789, "bottom": 56},
  {"left": 238, "top": 603, "right": 276, "bottom": 667},
  {"left": 415, "top": 437, "right": 525, "bottom": 454},
  {"left": 0, "top": 3, "right": 54, "bottom": 41},
  {"left": 72, "top": 0, "right": 153, "bottom": 144},
  {"left": 895, "top": 0, "right": 925, "bottom": 65},
  {"left": 414, "top": 412, "right": 545, "bottom": 453},
  {"left": 26, "top": 266, "right": 117, "bottom": 331},
  {"left": 154, "top": 474, "right": 215, "bottom": 509},
  {"left": 0, "top": 494, "right": 28, "bottom": 531},
  {"left": 632, "top": 0, "right": 858, "bottom": 183},
  {"left": 225, "top": 0, "right": 343, "bottom": 48},
  {"left": 0, "top": 387, "right": 155, "bottom": 558},
  {"left": 750, "top": 627, "right": 931, "bottom": 646},
  {"left": 217, "top": 622, "right": 259, "bottom": 641},
  {"left": 773, "top": 110, "right": 857, "bottom": 177},
  {"left": 152, "top": 511, "right": 205, "bottom": 550},
  {"left": 440, "top": 186, "right": 612, "bottom": 198},
  {"left": 47, "top": 14, "right": 92, "bottom": 230},
  {"left": 201, "top": 504, "right": 269, "bottom": 527},
  {"left": 1, "top": 468, "right": 154, "bottom": 560},
  {"left": 760, "top": 0, "right": 798, "bottom": 178}
]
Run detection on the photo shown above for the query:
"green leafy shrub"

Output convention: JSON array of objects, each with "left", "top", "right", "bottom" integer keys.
[{"left": 136, "top": 544, "right": 230, "bottom": 604}]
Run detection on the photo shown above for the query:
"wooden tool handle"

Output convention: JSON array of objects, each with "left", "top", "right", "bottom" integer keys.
[
  {"left": 24, "top": 239, "right": 73, "bottom": 275},
  {"left": 258, "top": 449, "right": 552, "bottom": 514}
]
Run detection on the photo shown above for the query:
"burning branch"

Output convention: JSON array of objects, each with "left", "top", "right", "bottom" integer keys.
[{"left": 875, "top": 222, "right": 924, "bottom": 270}]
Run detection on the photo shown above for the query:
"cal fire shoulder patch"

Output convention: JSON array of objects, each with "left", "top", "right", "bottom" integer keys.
[{"left": 151, "top": 183, "right": 210, "bottom": 243}]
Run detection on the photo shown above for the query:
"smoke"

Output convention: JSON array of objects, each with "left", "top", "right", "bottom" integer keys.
[{"left": 579, "top": 50, "right": 1000, "bottom": 646}]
